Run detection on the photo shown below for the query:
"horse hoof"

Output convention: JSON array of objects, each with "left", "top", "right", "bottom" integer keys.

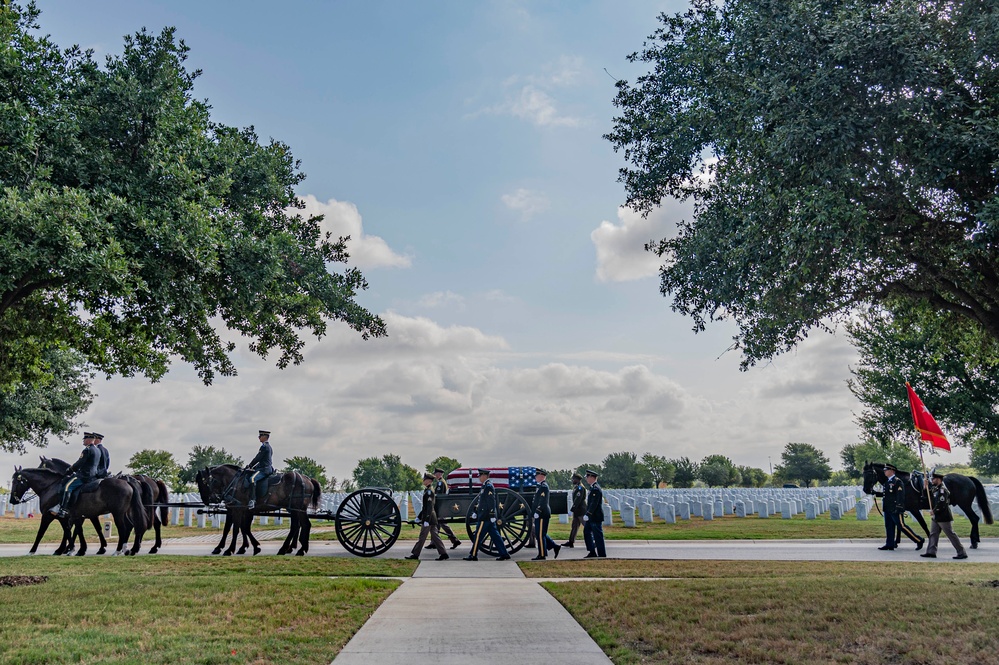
[
  {"left": 236, "top": 548, "right": 246, "bottom": 555},
  {"left": 253, "top": 548, "right": 261, "bottom": 556},
  {"left": 222, "top": 551, "right": 232, "bottom": 557},
  {"left": 211, "top": 548, "right": 222, "bottom": 555},
  {"left": 97, "top": 548, "right": 106, "bottom": 555},
  {"left": 295, "top": 550, "right": 306, "bottom": 557},
  {"left": 972, "top": 543, "right": 979, "bottom": 549},
  {"left": 26, "top": 551, "right": 36, "bottom": 556},
  {"left": 75, "top": 550, "right": 86, "bottom": 557},
  {"left": 149, "top": 547, "right": 158, "bottom": 555}
]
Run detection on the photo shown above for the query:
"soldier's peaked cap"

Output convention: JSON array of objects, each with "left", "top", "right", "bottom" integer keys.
[
  {"left": 83, "top": 432, "right": 93, "bottom": 438},
  {"left": 884, "top": 463, "right": 898, "bottom": 471},
  {"left": 931, "top": 468, "right": 945, "bottom": 479},
  {"left": 423, "top": 472, "right": 434, "bottom": 481},
  {"left": 478, "top": 468, "right": 491, "bottom": 476},
  {"left": 93, "top": 433, "right": 104, "bottom": 440},
  {"left": 434, "top": 468, "right": 445, "bottom": 474},
  {"left": 535, "top": 468, "right": 548, "bottom": 476},
  {"left": 258, "top": 430, "right": 271, "bottom": 436},
  {"left": 571, "top": 473, "right": 582, "bottom": 481},
  {"left": 585, "top": 469, "right": 599, "bottom": 477}
]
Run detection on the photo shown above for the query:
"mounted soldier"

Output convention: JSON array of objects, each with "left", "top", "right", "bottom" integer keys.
[
  {"left": 51, "top": 432, "right": 101, "bottom": 518},
  {"left": 246, "top": 430, "right": 273, "bottom": 510},
  {"left": 93, "top": 433, "right": 110, "bottom": 479}
]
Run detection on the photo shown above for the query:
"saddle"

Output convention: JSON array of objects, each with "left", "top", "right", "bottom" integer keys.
[
  {"left": 70, "top": 479, "right": 103, "bottom": 501},
  {"left": 909, "top": 470, "right": 925, "bottom": 494}
]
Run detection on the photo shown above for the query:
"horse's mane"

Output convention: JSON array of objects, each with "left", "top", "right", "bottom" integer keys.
[
  {"left": 19, "top": 467, "right": 65, "bottom": 480},
  {"left": 214, "top": 464, "right": 242, "bottom": 472}
]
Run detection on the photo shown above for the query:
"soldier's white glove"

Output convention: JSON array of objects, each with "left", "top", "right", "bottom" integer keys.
[
  {"left": 422, "top": 521, "right": 429, "bottom": 527},
  {"left": 533, "top": 513, "right": 539, "bottom": 519},
  {"left": 583, "top": 515, "right": 589, "bottom": 522},
  {"left": 490, "top": 517, "right": 496, "bottom": 523},
  {"left": 471, "top": 512, "right": 477, "bottom": 520}
]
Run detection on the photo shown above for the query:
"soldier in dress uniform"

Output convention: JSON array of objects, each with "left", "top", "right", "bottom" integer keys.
[
  {"left": 561, "top": 473, "right": 586, "bottom": 549},
  {"left": 921, "top": 469, "right": 969, "bottom": 560},
  {"left": 583, "top": 469, "right": 606, "bottom": 558},
  {"left": 530, "top": 469, "right": 560, "bottom": 560},
  {"left": 877, "top": 463, "right": 906, "bottom": 551},
  {"left": 245, "top": 430, "right": 274, "bottom": 510},
  {"left": 431, "top": 468, "right": 461, "bottom": 549},
  {"left": 93, "top": 433, "right": 110, "bottom": 479},
  {"left": 463, "top": 468, "right": 510, "bottom": 561},
  {"left": 407, "top": 473, "right": 450, "bottom": 560},
  {"left": 51, "top": 431, "right": 101, "bottom": 518}
]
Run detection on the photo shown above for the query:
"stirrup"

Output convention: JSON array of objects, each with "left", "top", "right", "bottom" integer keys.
[{"left": 247, "top": 500, "right": 255, "bottom": 510}]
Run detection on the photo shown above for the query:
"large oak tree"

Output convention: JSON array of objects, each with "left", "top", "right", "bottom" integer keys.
[{"left": 606, "top": 0, "right": 999, "bottom": 367}]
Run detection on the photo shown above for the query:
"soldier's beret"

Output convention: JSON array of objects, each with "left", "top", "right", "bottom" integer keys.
[
  {"left": 258, "top": 430, "right": 271, "bottom": 437},
  {"left": 434, "top": 468, "right": 444, "bottom": 474},
  {"left": 572, "top": 473, "right": 582, "bottom": 481},
  {"left": 423, "top": 473, "right": 434, "bottom": 481},
  {"left": 478, "top": 468, "right": 491, "bottom": 476},
  {"left": 535, "top": 468, "right": 548, "bottom": 476},
  {"left": 93, "top": 433, "right": 104, "bottom": 440},
  {"left": 884, "top": 463, "right": 898, "bottom": 471},
  {"left": 585, "top": 469, "right": 599, "bottom": 478}
]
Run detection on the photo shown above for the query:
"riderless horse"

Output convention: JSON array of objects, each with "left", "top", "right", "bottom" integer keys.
[
  {"left": 863, "top": 461, "right": 994, "bottom": 549},
  {"left": 10, "top": 467, "right": 147, "bottom": 556}
]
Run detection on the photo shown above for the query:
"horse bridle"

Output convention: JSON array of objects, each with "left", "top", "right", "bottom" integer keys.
[{"left": 10, "top": 473, "right": 37, "bottom": 505}]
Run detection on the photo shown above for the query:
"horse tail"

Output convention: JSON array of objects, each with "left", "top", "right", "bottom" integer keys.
[
  {"left": 310, "top": 477, "right": 322, "bottom": 510},
  {"left": 125, "top": 477, "right": 147, "bottom": 532},
  {"left": 971, "top": 476, "right": 994, "bottom": 525},
  {"left": 138, "top": 476, "right": 155, "bottom": 525},
  {"left": 155, "top": 479, "right": 169, "bottom": 527}
]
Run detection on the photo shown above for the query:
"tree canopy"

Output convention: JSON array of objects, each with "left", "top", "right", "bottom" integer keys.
[
  {"left": 840, "top": 439, "right": 921, "bottom": 479},
  {"left": 352, "top": 454, "right": 421, "bottom": 491},
  {"left": 670, "top": 457, "right": 699, "bottom": 488},
  {"left": 177, "top": 444, "right": 243, "bottom": 485},
  {"left": 424, "top": 456, "right": 461, "bottom": 475},
  {"left": 776, "top": 443, "right": 832, "bottom": 487},
  {"left": 0, "top": 4, "right": 385, "bottom": 449},
  {"left": 600, "top": 451, "right": 652, "bottom": 489},
  {"left": 127, "top": 449, "right": 181, "bottom": 488},
  {"left": 283, "top": 455, "right": 333, "bottom": 491},
  {"left": 698, "top": 454, "right": 741, "bottom": 487},
  {"left": 606, "top": 0, "right": 999, "bottom": 367}
]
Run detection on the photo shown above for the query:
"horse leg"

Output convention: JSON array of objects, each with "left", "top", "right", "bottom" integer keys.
[
  {"left": 29, "top": 512, "right": 55, "bottom": 555},
  {"left": 54, "top": 517, "right": 74, "bottom": 556},
  {"left": 213, "top": 514, "right": 232, "bottom": 555},
  {"left": 112, "top": 512, "right": 129, "bottom": 556},
  {"left": 296, "top": 517, "right": 311, "bottom": 556},
  {"left": 910, "top": 510, "right": 930, "bottom": 539},
  {"left": 91, "top": 516, "right": 107, "bottom": 555},
  {"left": 277, "top": 516, "right": 295, "bottom": 556},
  {"left": 148, "top": 508, "right": 162, "bottom": 554},
  {"left": 963, "top": 500, "right": 980, "bottom": 549},
  {"left": 74, "top": 519, "right": 88, "bottom": 556},
  {"left": 224, "top": 511, "right": 242, "bottom": 556},
  {"left": 248, "top": 523, "right": 261, "bottom": 556}
]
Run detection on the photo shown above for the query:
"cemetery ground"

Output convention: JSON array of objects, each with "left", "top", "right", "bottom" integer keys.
[
  {"left": 0, "top": 556, "right": 417, "bottom": 665},
  {"left": 522, "top": 559, "right": 999, "bottom": 664}
]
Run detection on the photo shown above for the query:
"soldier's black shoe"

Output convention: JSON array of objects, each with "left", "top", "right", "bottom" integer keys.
[
  {"left": 561, "top": 542, "right": 574, "bottom": 548},
  {"left": 436, "top": 554, "right": 449, "bottom": 561},
  {"left": 915, "top": 538, "right": 925, "bottom": 551},
  {"left": 404, "top": 554, "right": 420, "bottom": 560},
  {"left": 450, "top": 540, "right": 461, "bottom": 549},
  {"left": 463, "top": 555, "right": 478, "bottom": 561},
  {"left": 531, "top": 555, "right": 546, "bottom": 561},
  {"left": 584, "top": 552, "right": 598, "bottom": 558},
  {"left": 496, "top": 555, "right": 511, "bottom": 561},
  {"left": 920, "top": 553, "right": 936, "bottom": 558},
  {"left": 877, "top": 545, "right": 895, "bottom": 551},
  {"left": 553, "top": 544, "right": 562, "bottom": 560},
  {"left": 954, "top": 553, "right": 969, "bottom": 559}
]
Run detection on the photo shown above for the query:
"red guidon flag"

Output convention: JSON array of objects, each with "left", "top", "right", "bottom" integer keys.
[{"left": 906, "top": 382, "right": 951, "bottom": 452}]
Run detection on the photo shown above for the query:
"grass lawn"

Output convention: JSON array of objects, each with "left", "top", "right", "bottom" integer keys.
[
  {"left": 0, "top": 556, "right": 416, "bottom": 665},
  {"left": 529, "top": 559, "right": 999, "bottom": 664}
]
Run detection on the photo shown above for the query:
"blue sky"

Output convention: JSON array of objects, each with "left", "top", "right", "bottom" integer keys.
[{"left": 7, "top": 1, "right": 952, "bottom": 481}]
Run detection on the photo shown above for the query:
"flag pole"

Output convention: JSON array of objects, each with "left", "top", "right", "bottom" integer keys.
[{"left": 909, "top": 381, "right": 934, "bottom": 511}]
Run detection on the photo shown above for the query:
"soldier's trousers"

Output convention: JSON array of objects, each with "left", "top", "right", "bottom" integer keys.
[
  {"left": 436, "top": 520, "right": 460, "bottom": 545},
  {"left": 565, "top": 514, "right": 584, "bottom": 545},
  {"left": 411, "top": 522, "right": 448, "bottom": 557},
  {"left": 470, "top": 519, "right": 509, "bottom": 558},
  {"left": 583, "top": 519, "right": 606, "bottom": 557},
  {"left": 534, "top": 516, "right": 557, "bottom": 557},
  {"left": 884, "top": 511, "right": 902, "bottom": 548},
  {"left": 927, "top": 519, "right": 966, "bottom": 556}
]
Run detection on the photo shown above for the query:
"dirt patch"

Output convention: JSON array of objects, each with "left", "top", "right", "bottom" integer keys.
[
  {"left": 971, "top": 579, "right": 999, "bottom": 588},
  {"left": 0, "top": 575, "right": 48, "bottom": 587}
]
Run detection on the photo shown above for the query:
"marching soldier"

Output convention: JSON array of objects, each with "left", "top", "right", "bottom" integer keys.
[
  {"left": 583, "top": 469, "right": 606, "bottom": 558},
  {"left": 93, "top": 433, "right": 110, "bottom": 479},
  {"left": 431, "top": 467, "right": 461, "bottom": 549},
  {"left": 921, "top": 470, "right": 969, "bottom": 560},
  {"left": 51, "top": 432, "right": 101, "bottom": 518},
  {"left": 246, "top": 430, "right": 274, "bottom": 510},
  {"left": 531, "top": 469, "right": 560, "bottom": 560},
  {"left": 561, "top": 472, "right": 586, "bottom": 549},
  {"left": 877, "top": 463, "right": 906, "bottom": 551},
  {"left": 407, "top": 473, "right": 450, "bottom": 560},
  {"left": 463, "top": 468, "right": 510, "bottom": 561}
]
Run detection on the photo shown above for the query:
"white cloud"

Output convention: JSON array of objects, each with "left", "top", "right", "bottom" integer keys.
[
  {"left": 416, "top": 291, "right": 466, "bottom": 309},
  {"left": 501, "top": 188, "right": 550, "bottom": 219},
  {"left": 472, "top": 56, "right": 586, "bottom": 128},
  {"left": 298, "top": 194, "right": 411, "bottom": 269},
  {"left": 591, "top": 202, "right": 691, "bottom": 282}
]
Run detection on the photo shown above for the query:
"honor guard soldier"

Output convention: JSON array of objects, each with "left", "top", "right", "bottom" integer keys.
[
  {"left": 877, "top": 463, "right": 906, "bottom": 551},
  {"left": 463, "top": 468, "right": 510, "bottom": 561},
  {"left": 921, "top": 469, "right": 969, "bottom": 560},
  {"left": 531, "top": 469, "right": 560, "bottom": 560},
  {"left": 561, "top": 473, "right": 586, "bottom": 549},
  {"left": 431, "top": 468, "right": 461, "bottom": 549},
  {"left": 583, "top": 469, "right": 606, "bottom": 558},
  {"left": 51, "top": 432, "right": 101, "bottom": 518},
  {"left": 246, "top": 430, "right": 274, "bottom": 510},
  {"left": 93, "top": 433, "right": 110, "bottom": 479},
  {"left": 406, "top": 473, "right": 450, "bottom": 560}
]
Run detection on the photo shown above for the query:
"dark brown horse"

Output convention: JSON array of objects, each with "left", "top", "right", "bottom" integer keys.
[
  {"left": 11, "top": 467, "right": 147, "bottom": 556},
  {"left": 863, "top": 461, "right": 994, "bottom": 548},
  {"left": 200, "top": 465, "right": 319, "bottom": 556},
  {"left": 22, "top": 456, "right": 109, "bottom": 555},
  {"left": 196, "top": 465, "right": 257, "bottom": 555}
]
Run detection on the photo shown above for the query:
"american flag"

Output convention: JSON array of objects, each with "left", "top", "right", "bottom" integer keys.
[{"left": 446, "top": 467, "right": 539, "bottom": 491}]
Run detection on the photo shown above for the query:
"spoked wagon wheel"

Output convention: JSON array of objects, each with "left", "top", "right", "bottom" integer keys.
[
  {"left": 465, "top": 488, "right": 530, "bottom": 556},
  {"left": 335, "top": 488, "right": 401, "bottom": 557}
]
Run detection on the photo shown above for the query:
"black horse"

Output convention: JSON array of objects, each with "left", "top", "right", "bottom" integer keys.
[
  {"left": 195, "top": 465, "right": 258, "bottom": 556},
  {"left": 863, "top": 461, "right": 994, "bottom": 549}
]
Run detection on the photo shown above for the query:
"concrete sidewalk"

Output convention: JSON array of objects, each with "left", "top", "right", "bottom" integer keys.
[{"left": 331, "top": 559, "right": 611, "bottom": 665}]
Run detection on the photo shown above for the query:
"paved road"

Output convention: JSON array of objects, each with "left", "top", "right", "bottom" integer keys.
[{"left": 2, "top": 537, "right": 996, "bottom": 562}]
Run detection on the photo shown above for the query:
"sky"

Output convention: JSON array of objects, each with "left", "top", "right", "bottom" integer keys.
[{"left": 5, "top": 1, "right": 961, "bottom": 482}]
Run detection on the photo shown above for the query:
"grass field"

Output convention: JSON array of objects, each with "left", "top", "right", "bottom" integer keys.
[
  {"left": 528, "top": 559, "right": 999, "bottom": 664},
  {"left": 0, "top": 556, "right": 416, "bottom": 665}
]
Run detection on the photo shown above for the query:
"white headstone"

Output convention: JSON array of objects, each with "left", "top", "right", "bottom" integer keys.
[
  {"left": 735, "top": 500, "right": 746, "bottom": 518},
  {"left": 702, "top": 501, "right": 714, "bottom": 521}
]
